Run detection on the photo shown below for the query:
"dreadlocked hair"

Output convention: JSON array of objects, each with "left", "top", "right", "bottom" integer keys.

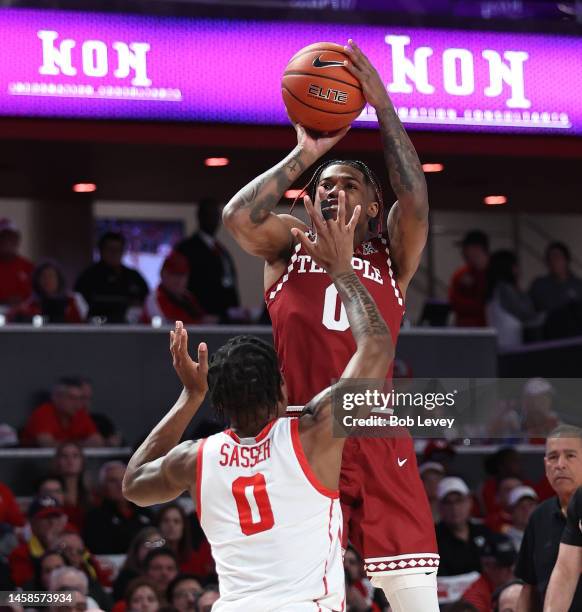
[
  {"left": 207, "top": 335, "right": 283, "bottom": 431},
  {"left": 290, "top": 159, "right": 385, "bottom": 235}
]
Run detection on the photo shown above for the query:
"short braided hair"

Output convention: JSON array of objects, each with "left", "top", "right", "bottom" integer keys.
[
  {"left": 292, "top": 159, "right": 385, "bottom": 234},
  {"left": 207, "top": 335, "right": 282, "bottom": 429}
]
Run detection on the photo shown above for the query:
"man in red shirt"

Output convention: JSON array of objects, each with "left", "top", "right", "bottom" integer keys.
[
  {"left": 461, "top": 533, "right": 517, "bottom": 612},
  {"left": 9, "top": 495, "right": 68, "bottom": 586},
  {"left": 21, "top": 378, "right": 103, "bottom": 447},
  {"left": 0, "top": 482, "right": 25, "bottom": 527},
  {"left": 0, "top": 218, "right": 33, "bottom": 307},
  {"left": 449, "top": 230, "right": 490, "bottom": 327}
]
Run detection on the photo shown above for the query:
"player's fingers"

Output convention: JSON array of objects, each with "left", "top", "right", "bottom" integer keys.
[
  {"left": 180, "top": 326, "right": 189, "bottom": 357},
  {"left": 304, "top": 194, "right": 327, "bottom": 235},
  {"left": 346, "top": 205, "right": 362, "bottom": 232},
  {"left": 170, "top": 330, "right": 175, "bottom": 354},
  {"left": 291, "top": 228, "right": 317, "bottom": 256},
  {"left": 343, "top": 60, "right": 363, "bottom": 80},
  {"left": 337, "top": 190, "right": 346, "bottom": 227},
  {"left": 197, "top": 342, "right": 208, "bottom": 374}
]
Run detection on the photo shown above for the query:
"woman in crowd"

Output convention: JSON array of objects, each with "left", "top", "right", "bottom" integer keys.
[
  {"left": 113, "top": 527, "right": 165, "bottom": 601},
  {"left": 53, "top": 442, "right": 91, "bottom": 530},
  {"left": 125, "top": 576, "right": 162, "bottom": 612},
  {"left": 22, "top": 550, "right": 66, "bottom": 591},
  {"left": 156, "top": 503, "right": 214, "bottom": 578},
  {"left": 9, "top": 261, "right": 87, "bottom": 323}
]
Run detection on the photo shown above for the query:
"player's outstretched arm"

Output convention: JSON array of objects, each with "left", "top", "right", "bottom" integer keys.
[
  {"left": 344, "top": 40, "right": 428, "bottom": 293},
  {"left": 122, "top": 321, "right": 208, "bottom": 506},
  {"left": 222, "top": 124, "right": 349, "bottom": 263},
  {"left": 544, "top": 543, "right": 582, "bottom": 612},
  {"left": 293, "top": 191, "right": 394, "bottom": 488}
]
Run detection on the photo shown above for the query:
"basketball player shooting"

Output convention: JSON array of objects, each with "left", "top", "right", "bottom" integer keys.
[
  {"left": 122, "top": 196, "right": 394, "bottom": 611},
  {"left": 223, "top": 40, "right": 439, "bottom": 610}
]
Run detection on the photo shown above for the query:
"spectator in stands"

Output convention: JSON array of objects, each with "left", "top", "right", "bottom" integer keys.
[
  {"left": 505, "top": 486, "right": 538, "bottom": 551},
  {"left": 56, "top": 531, "right": 112, "bottom": 610},
  {"left": 142, "top": 252, "right": 209, "bottom": 326},
  {"left": 436, "top": 477, "right": 493, "bottom": 576},
  {"left": 9, "top": 495, "right": 68, "bottom": 586},
  {"left": 449, "top": 230, "right": 490, "bottom": 327},
  {"left": 484, "top": 477, "right": 522, "bottom": 534},
  {"left": 156, "top": 503, "right": 213, "bottom": 578},
  {"left": 530, "top": 241, "right": 582, "bottom": 340},
  {"left": 113, "top": 527, "right": 165, "bottom": 602},
  {"left": 23, "top": 550, "right": 66, "bottom": 591},
  {"left": 521, "top": 377, "right": 560, "bottom": 444},
  {"left": 75, "top": 231, "right": 149, "bottom": 324},
  {"left": 9, "top": 261, "right": 88, "bottom": 324},
  {"left": 143, "top": 549, "right": 178, "bottom": 597},
  {"left": 491, "top": 579, "right": 523, "bottom": 612},
  {"left": 0, "top": 481, "right": 25, "bottom": 527},
  {"left": 83, "top": 462, "right": 151, "bottom": 555},
  {"left": 77, "top": 379, "right": 122, "bottom": 448},
  {"left": 48, "top": 566, "right": 99, "bottom": 610},
  {"left": 344, "top": 546, "right": 381, "bottom": 612},
  {"left": 53, "top": 442, "right": 91, "bottom": 530},
  {"left": 195, "top": 585, "right": 219, "bottom": 612},
  {"left": 515, "top": 425, "right": 582, "bottom": 610},
  {"left": 0, "top": 218, "right": 33, "bottom": 308},
  {"left": 480, "top": 448, "right": 525, "bottom": 516},
  {"left": 21, "top": 378, "right": 103, "bottom": 447},
  {"left": 125, "top": 577, "right": 162, "bottom": 612},
  {"left": 176, "top": 198, "right": 240, "bottom": 321},
  {"left": 486, "top": 250, "right": 542, "bottom": 348},
  {"left": 461, "top": 533, "right": 517, "bottom": 612},
  {"left": 166, "top": 574, "right": 202, "bottom": 612},
  {"left": 419, "top": 461, "right": 445, "bottom": 521}
]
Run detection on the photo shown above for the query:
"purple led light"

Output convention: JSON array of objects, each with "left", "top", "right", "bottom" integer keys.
[{"left": 0, "top": 8, "right": 580, "bottom": 134}]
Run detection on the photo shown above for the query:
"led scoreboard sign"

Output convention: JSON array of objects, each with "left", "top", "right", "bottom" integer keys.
[{"left": 1, "top": 8, "right": 581, "bottom": 134}]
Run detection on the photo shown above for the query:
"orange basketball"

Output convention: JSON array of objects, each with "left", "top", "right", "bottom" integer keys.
[{"left": 282, "top": 42, "right": 365, "bottom": 133}]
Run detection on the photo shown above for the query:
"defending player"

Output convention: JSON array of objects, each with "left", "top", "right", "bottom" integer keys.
[
  {"left": 223, "top": 40, "right": 439, "bottom": 610},
  {"left": 122, "top": 196, "right": 394, "bottom": 611}
]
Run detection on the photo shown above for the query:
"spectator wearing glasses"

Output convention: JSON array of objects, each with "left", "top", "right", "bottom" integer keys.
[
  {"left": 113, "top": 528, "right": 165, "bottom": 602},
  {"left": 83, "top": 462, "right": 151, "bottom": 555},
  {"left": 20, "top": 378, "right": 103, "bottom": 447},
  {"left": 56, "top": 531, "right": 112, "bottom": 610},
  {"left": 9, "top": 495, "right": 68, "bottom": 586},
  {"left": 166, "top": 574, "right": 202, "bottom": 612}
]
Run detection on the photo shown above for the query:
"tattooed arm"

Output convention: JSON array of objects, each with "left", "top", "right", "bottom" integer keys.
[
  {"left": 344, "top": 40, "right": 429, "bottom": 294},
  {"left": 222, "top": 124, "right": 349, "bottom": 264},
  {"left": 292, "top": 191, "right": 393, "bottom": 491}
]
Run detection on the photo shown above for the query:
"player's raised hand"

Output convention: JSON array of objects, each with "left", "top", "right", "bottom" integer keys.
[
  {"left": 170, "top": 321, "right": 208, "bottom": 396},
  {"left": 294, "top": 122, "right": 350, "bottom": 162},
  {"left": 343, "top": 39, "right": 391, "bottom": 112},
  {"left": 291, "top": 189, "right": 360, "bottom": 277}
]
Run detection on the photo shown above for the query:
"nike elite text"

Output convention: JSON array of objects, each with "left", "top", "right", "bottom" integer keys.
[{"left": 308, "top": 84, "right": 348, "bottom": 104}]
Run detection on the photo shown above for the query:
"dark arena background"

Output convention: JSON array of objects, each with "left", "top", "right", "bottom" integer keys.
[{"left": 1, "top": 1, "right": 582, "bottom": 611}]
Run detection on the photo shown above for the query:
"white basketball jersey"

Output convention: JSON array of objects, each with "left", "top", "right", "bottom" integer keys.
[{"left": 196, "top": 417, "right": 344, "bottom": 611}]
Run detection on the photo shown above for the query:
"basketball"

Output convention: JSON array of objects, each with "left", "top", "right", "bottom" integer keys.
[{"left": 282, "top": 42, "right": 365, "bottom": 133}]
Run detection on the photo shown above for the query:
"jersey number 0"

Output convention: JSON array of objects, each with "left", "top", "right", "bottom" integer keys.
[
  {"left": 232, "top": 473, "right": 275, "bottom": 536},
  {"left": 322, "top": 284, "right": 349, "bottom": 331}
]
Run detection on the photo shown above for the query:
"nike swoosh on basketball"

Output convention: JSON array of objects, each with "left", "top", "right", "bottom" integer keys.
[
  {"left": 312, "top": 55, "right": 345, "bottom": 68},
  {"left": 397, "top": 458, "right": 407, "bottom": 467}
]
